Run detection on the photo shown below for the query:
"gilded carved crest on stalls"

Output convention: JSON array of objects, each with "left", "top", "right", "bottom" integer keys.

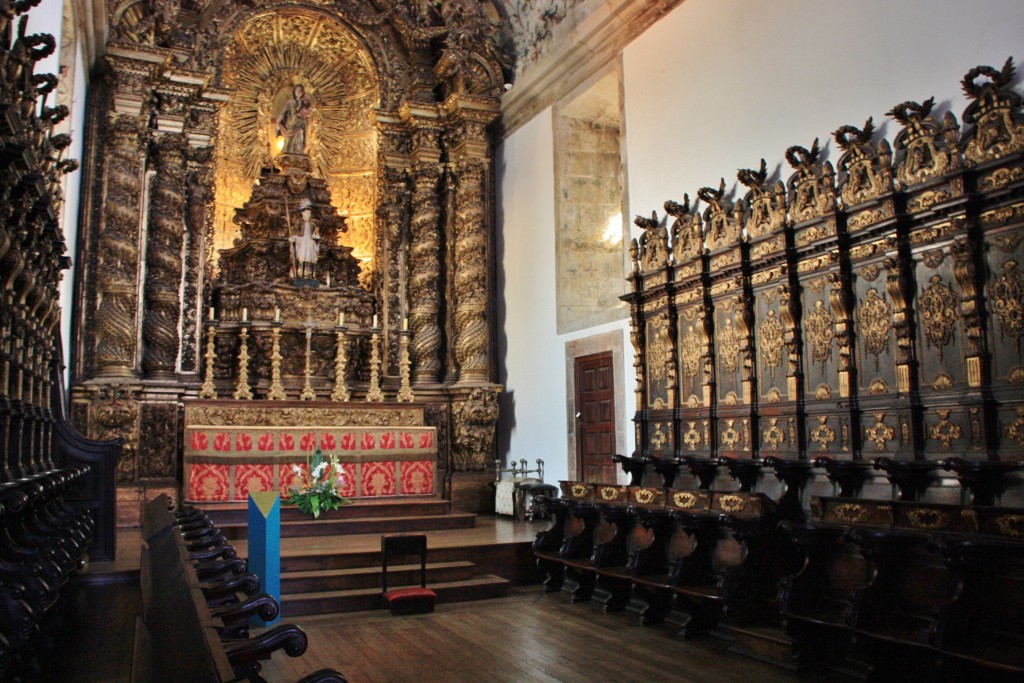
[
  {"left": 961, "top": 58, "right": 1024, "bottom": 166},
  {"left": 888, "top": 97, "right": 961, "bottom": 190},
  {"left": 833, "top": 118, "right": 894, "bottom": 209},
  {"left": 738, "top": 159, "right": 787, "bottom": 239},
  {"left": 786, "top": 139, "right": 836, "bottom": 224}
]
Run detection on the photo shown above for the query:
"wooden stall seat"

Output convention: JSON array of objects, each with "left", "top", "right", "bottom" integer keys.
[
  {"left": 779, "top": 496, "right": 1024, "bottom": 676},
  {"left": 534, "top": 483, "right": 790, "bottom": 637},
  {"left": 136, "top": 495, "right": 347, "bottom": 683}
]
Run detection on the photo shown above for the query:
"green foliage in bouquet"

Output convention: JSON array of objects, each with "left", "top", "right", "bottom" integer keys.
[{"left": 287, "top": 449, "right": 350, "bottom": 518}]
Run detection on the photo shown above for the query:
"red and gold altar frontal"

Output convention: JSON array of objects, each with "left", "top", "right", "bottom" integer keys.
[{"left": 183, "top": 401, "right": 437, "bottom": 503}]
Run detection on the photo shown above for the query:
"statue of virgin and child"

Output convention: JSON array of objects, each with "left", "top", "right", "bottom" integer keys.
[{"left": 277, "top": 84, "right": 312, "bottom": 156}]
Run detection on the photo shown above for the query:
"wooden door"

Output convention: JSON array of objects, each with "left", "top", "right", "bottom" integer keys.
[{"left": 575, "top": 352, "right": 617, "bottom": 484}]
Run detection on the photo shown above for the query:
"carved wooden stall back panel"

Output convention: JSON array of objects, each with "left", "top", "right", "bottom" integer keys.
[{"left": 622, "top": 57, "right": 1024, "bottom": 471}]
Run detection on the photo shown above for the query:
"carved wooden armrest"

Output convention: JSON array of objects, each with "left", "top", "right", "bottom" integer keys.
[
  {"left": 200, "top": 572, "right": 261, "bottom": 606},
  {"left": 223, "top": 623, "right": 308, "bottom": 681},
  {"left": 186, "top": 531, "right": 229, "bottom": 553},
  {"left": 211, "top": 593, "right": 280, "bottom": 639},
  {"left": 190, "top": 543, "right": 237, "bottom": 564},
  {"left": 194, "top": 557, "right": 247, "bottom": 582}
]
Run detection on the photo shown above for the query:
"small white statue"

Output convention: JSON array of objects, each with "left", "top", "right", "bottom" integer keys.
[{"left": 290, "top": 207, "right": 320, "bottom": 280}]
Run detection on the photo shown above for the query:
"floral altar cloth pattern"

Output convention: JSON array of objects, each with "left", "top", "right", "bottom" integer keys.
[{"left": 183, "top": 401, "right": 437, "bottom": 502}]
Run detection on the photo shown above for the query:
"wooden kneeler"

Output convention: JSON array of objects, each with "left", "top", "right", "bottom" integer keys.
[{"left": 381, "top": 534, "right": 437, "bottom": 615}]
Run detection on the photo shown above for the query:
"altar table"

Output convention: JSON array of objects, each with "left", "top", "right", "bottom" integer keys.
[{"left": 183, "top": 401, "right": 437, "bottom": 503}]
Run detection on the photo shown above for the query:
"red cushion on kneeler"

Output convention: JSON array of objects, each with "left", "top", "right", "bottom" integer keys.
[{"left": 383, "top": 587, "right": 437, "bottom": 615}]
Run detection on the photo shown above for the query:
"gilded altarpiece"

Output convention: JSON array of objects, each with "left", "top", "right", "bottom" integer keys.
[
  {"left": 742, "top": 162, "right": 802, "bottom": 460},
  {"left": 71, "top": 1, "right": 513, "bottom": 519}
]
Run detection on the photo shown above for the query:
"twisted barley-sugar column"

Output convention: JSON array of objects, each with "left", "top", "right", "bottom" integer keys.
[
  {"left": 142, "top": 134, "right": 188, "bottom": 378},
  {"left": 451, "top": 156, "right": 490, "bottom": 383},
  {"left": 408, "top": 154, "right": 444, "bottom": 384},
  {"left": 94, "top": 114, "right": 148, "bottom": 377}
]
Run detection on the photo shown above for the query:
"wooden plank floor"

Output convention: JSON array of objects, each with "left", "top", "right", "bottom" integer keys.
[
  {"left": 55, "top": 518, "right": 813, "bottom": 682},
  {"left": 259, "top": 588, "right": 806, "bottom": 683}
]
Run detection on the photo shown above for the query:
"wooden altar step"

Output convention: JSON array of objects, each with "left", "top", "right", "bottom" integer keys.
[
  {"left": 202, "top": 497, "right": 477, "bottom": 539},
  {"left": 284, "top": 575, "right": 511, "bottom": 617}
]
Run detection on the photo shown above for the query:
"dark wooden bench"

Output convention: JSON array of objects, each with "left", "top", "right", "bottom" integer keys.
[
  {"left": 0, "top": 467, "right": 94, "bottom": 679},
  {"left": 135, "top": 495, "right": 347, "bottom": 683},
  {"left": 779, "top": 495, "right": 1024, "bottom": 677}
]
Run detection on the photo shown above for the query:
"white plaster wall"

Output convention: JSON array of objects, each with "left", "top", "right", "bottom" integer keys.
[
  {"left": 498, "top": 0, "right": 1024, "bottom": 486},
  {"left": 624, "top": 0, "right": 1024, "bottom": 229}
]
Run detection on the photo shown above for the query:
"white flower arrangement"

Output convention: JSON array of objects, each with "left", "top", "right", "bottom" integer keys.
[{"left": 287, "top": 448, "right": 350, "bottom": 518}]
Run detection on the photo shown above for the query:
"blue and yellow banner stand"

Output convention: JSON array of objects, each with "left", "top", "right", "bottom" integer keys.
[{"left": 248, "top": 491, "right": 281, "bottom": 626}]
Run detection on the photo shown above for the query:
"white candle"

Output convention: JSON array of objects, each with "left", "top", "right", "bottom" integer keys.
[
  {"left": 402, "top": 318, "right": 408, "bottom": 331},
  {"left": 275, "top": 308, "right": 281, "bottom": 323},
  {"left": 242, "top": 307, "right": 248, "bottom": 322},
  {"left": 208, "top": 306, "right": 215, "bottom": 321},
  {"left": 326, "top": 273, "right": 331, "bottom": 287},
  {"left": 372, "top": 314, "right": 378, "bottom": 329},
  {"left": 338, "top": 311, "right": 345, "bottom": 326}
]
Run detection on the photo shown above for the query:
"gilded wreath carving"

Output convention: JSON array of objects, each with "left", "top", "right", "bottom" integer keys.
[
  {"left": 865, "top": 412, "right": 895, "bottom": 451},
  {"left": 930, "top": 409, "right": 962, "bottom": 450},
  {"left": 811, "top": 417, "right": 836, "bottom": 451}
]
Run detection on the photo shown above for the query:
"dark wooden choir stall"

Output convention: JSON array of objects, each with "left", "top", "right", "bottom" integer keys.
[{"left": 534, "top": 57, "right": 1024, "bottom": 681}]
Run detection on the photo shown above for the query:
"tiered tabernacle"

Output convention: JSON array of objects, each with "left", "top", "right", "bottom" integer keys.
[
  {"left": 536, "top": 58, "right": 1024, "bottom": 679},
  {"left": 0, "top": 3, "right": 120, "bottom": 681}
]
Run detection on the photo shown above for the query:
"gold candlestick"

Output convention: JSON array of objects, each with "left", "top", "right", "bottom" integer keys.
[
  {"left": 267, "top": 324, "right": 286, "bottom": 400},
  {"left": 233, "top": 326, "right": 253, "bottom": 400},
  {"left": 299, "top": 325, "right": 316, "bottom": 401},
  {"left": 396, "top": 328, "right": 414, "bottom": 402},
  {"left": 330, "top": 326, "right": 351, "bottom": 402},
  {"left": 365, "top": 326, "right": 384, "bottom": 403},
  {"left": 198, "top": 324, "right": 218, "bottom": 399}
]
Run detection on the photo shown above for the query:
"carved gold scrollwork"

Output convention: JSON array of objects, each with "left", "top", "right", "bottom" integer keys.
[
  {"left": 673, "top": 492, "right": 698, "bottom": 509},
  {"left": 811, "top": 416, "right": 836, "bottom": 451},
  {"left": 834, "top": 503, "right": 870, "bottom": 524},
  {"left": 680, "top": 326, "right": 701, "bottom": 379},
  {"left": 930, "top": 409, "right": 962, "bottom": 450},
  {"left": 634, "top": 488, "right": 655, "bottom": 505},
  {"left": 907, "top": 508, "right": 950, "bottom": 531},
  {"left": 762, "top": 418, "right": 784, "bottom": 450},
  {"left": 866, "top": 412, "right": 895, "bottom": 451},
  {"left": 992, "top": 260, "right": 1024, "bottom": 353},
  {"left": 919, "top": 274, "right": 959, "bottom": 362},
  {"left": 721, "top": 420, "right": 739, "bottom": 448},
  {"left": 759, "top": 309, "right": 784, "bottom": 380},
  {"left": 647, "top": 314, "right": 670, "bottom": 382},
  {"left": 600, "top": 486, "right": 620, "bottom": 501},
  {"left": 571, "top": 483, "right": 589, "bottom": 499},
  {"left": 858, "top": 288, "right": 892, "bottom": 371},
  {"left": 719, "top": 495, "right": 746, "bottom": 513},
  {"left": 1006, "top": 406, "right": 1024, "bottom": 448},
  {"left": 806, "top": 300, "right": 835, "bottom": 372},
  {"left": 683, "top": 422, "right": 701, "bottom": 450},
  {"left": 718, "top": 316, "right": 740, "bottom": 375},
  {"left": 961, "top": 59, "right": 1024, "bottom": 164},
  {"left": 995, "top": 514, "right": 1024, "bottom": 537},
  {"left": 650, "top": 423, "right": 668, "bottom": 450},
  {"left": 932, "top": 373, "right": 954, "bottom": 390}
]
